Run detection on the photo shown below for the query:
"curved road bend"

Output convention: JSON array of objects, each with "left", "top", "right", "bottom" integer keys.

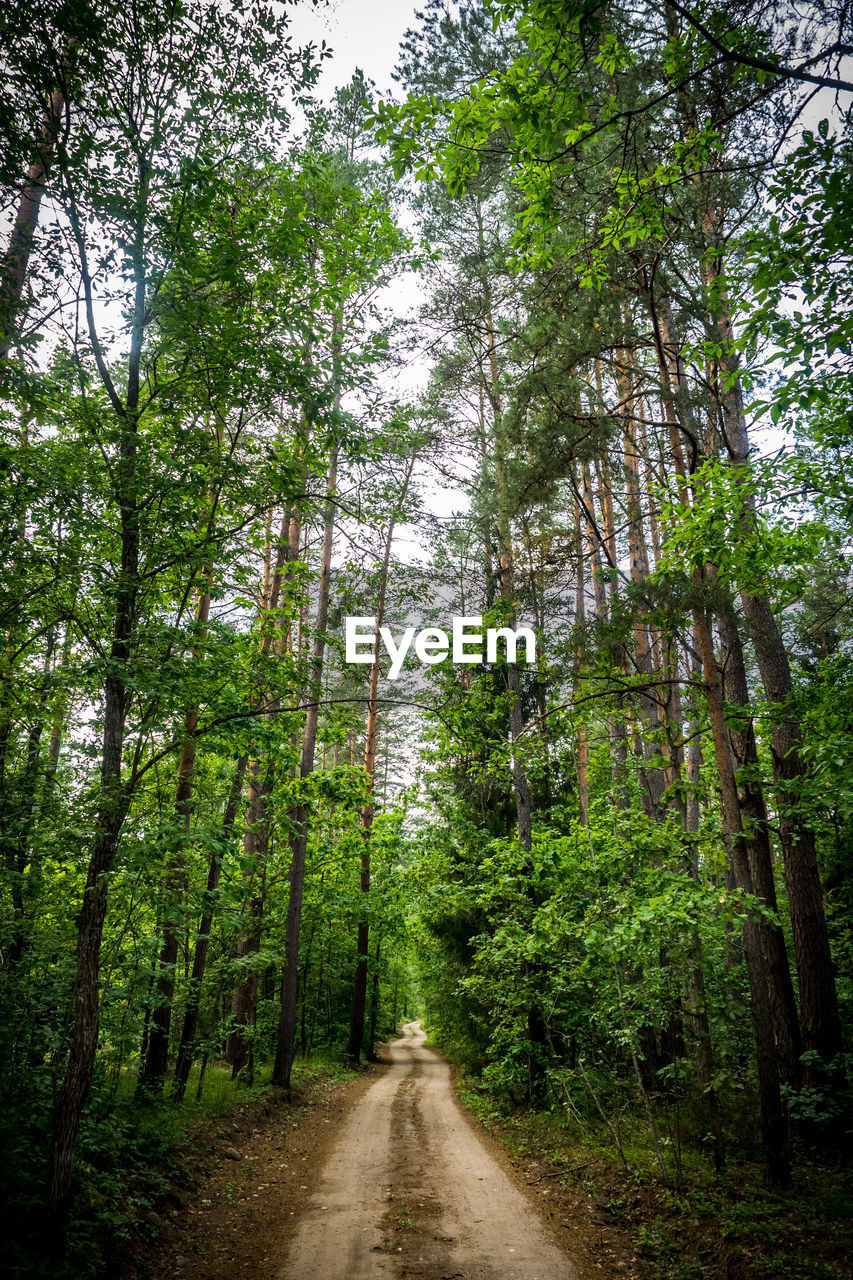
[{"left": 280, "top": 1021, "right": 578, "bottom": 1280}]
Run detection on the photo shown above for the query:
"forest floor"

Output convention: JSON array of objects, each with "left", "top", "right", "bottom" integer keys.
[
  {"left": 137, "top": 1023, "right": 642, "bottom": 1280},
  {"left": 458, "top": 1082, "right": 853, "bottom": 1280}
]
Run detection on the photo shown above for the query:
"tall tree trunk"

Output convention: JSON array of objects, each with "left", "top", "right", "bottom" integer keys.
[
  {"left": 0, "top": 67, "right": 68, "bottom": 369},
  {"left": 702, "top": 248, "right": 843, "bottom": 1089},
  {"left": 227, "top": 489, "right": 304, "bottom": 1077},
  {"left": 717, "top": 608, "right": 802, "bottom": 1087},
  {"left": 475, "top": 207, "right": 532, "bottom": 853},
  {"left": 45, "top": 210, "right": 146, "bottom": 1216},
  {"left": 692, "top": 589, "right": 790, "bottom": 1188},
  {"left": 141, "top": 567, "right": 214, "bottom": 1090},
  {"left": 581, "top": 459, "right": 630, "bottom": 808},
  {"left": 368, "top": 937, "right": 381, "bottom": 1060},
  {"left": 683, "top": 680, "right": 725, "bottom": 1172},
  {"left": 573, "top": 494, "right": 589, "bottom": 827},
  {"left": 46, "top": 542, "right": 136, "bottom": 1219},
  {"left": 273, "top": 443, "right": 340, "bottom": 1089},
  {"left": 646, "top": 274, "right": 794, "bottom": 1163},
  {"left": 226, "top": 766, "right": 270, "bottom": 1083},
  {"left": 521, "top": 516, "right": 551, "bottom": 809},
  {"left": 616, "top": 337, "right": 666, "bottom": 819},
  {"left": 346, "top": 456, "right": 415, "bottom": 1063},
  {"left": 171, "top": 754, "right": 248, "bottom": 1101}
]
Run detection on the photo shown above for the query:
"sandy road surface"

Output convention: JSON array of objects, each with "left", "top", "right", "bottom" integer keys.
[{"left": 280, "top": 1022, "right": 578, "bottom": 1280}]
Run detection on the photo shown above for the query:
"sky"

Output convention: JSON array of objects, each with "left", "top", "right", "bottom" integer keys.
[{"left": 286, "top": 0, "right": 422, "bottom": 97}]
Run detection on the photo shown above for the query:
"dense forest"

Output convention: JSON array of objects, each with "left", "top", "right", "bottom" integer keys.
[{"left": 1, "top": 0, "right": 852, "bottom": 1276}]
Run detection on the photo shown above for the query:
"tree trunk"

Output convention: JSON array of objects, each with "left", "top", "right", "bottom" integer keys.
[
  {"left": 0, "top": 70, "right": 68, "bottom": 368},
  {"left": 228, "top": 492, "right": 303, "bottom": 1076},
  {"left": 717, "top": 608, "right": 802, "bottom": 1086},
  {"left": 681, "top": 646, "right": 725, "bottom": 1170},
  {"left": 573, "top": 494, "right": 589, "bottom": 827},
  {"left": 703, "top": 255, "right": 843, "bottom": 1089},
  {"left": 480, "top": 277, "right": 532, "bottom": 848},
  {"left": 368, "top": 937, "right": 381, "bottom": 1060},
  {"left": 45, "top": 214, "right": 145, "bottom": 1217},
  {"left": 616, "top": 336, "right": 666, "bottom": 819},
  {"left": 581, "top": 459, "right": 630, "bottom": 808},
  {"left": 273, "top": 444, "right": 340, "bottom": 1089},
  {"left": 226, "top": 762, "right": 271, "bottom": 1082},
  {"left": 692, "top": 590, "right": 790, "bottom": 1188},
  {"left": 141, "top": 569, "right": 214, "bottom": 1090},
  {"left": 346, "top": 455, "right": 415, "bottom": 1063},
  {"left": 171, "top": 754, "right": 248, "bottom": 1101}
]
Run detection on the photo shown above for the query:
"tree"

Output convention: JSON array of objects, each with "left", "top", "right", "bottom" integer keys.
[{"left": 27, "top": 0, "right": 321, "bottom": 1218}]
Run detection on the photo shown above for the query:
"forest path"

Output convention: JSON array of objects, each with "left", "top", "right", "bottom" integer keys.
[{"left": 279, "top": 1021, "right": 578, "bottom": 1280}]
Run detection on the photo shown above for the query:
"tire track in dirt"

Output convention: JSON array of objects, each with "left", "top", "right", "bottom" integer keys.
[{"left": 280, "top": 1022, "right": 577, "bottom": 1280}]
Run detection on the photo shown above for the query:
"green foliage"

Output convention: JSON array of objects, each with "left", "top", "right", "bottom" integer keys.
[
  {"left": 657, "top": 454, "right": 838, "bottom": 603},
  {"left": 741, "top": 129, "right": 853, "bottom": 421},
  {"left": 1, "top": 0, "right": 852, "bottom": 1274}
]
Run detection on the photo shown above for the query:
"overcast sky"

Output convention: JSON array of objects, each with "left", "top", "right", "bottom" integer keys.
[{"left": 287, "top": 0, "right": 422, "bottom": 98}]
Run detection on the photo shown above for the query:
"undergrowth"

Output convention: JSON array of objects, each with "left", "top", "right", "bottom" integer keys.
[
  {"left": 454, "top": 1069, "right": 853, "bottom": 1280},
  {"left": 1, "top": 1052, "right": 356, "bottom": 1280}
]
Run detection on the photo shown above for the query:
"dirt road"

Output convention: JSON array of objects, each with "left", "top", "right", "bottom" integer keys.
[{"left": 280, "top": 1021, "right": 577, "bottom": 1280}]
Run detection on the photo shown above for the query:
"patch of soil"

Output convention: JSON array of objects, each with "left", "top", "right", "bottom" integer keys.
[{"left": 130, "top": 1065, "right": 382, "bottom": 1280}]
